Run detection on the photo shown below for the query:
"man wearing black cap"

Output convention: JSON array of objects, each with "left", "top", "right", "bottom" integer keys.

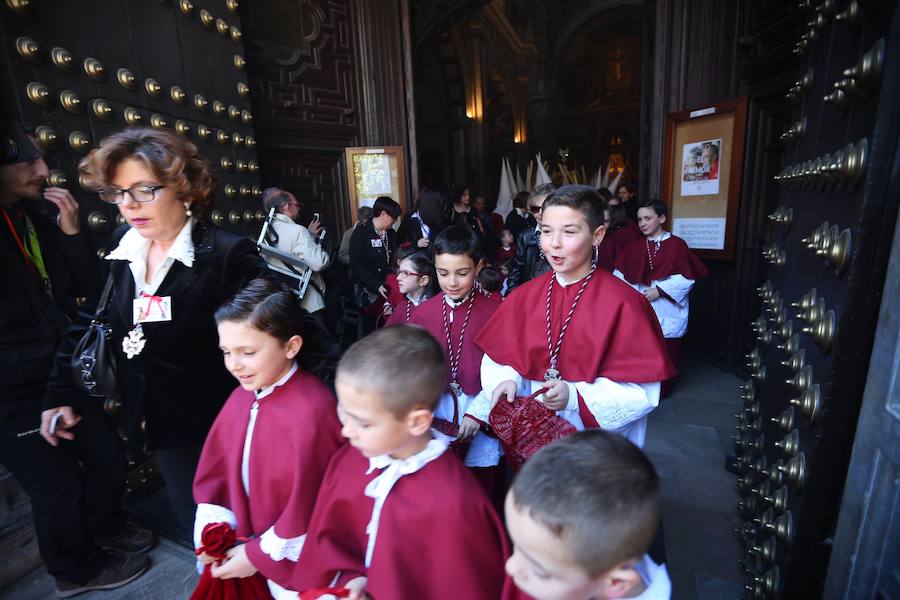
[{"left": 0, "top": 122, "right": 151, "bottom": 596}]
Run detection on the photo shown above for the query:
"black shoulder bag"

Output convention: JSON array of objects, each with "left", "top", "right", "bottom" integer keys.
[{"left": 70, "top": 273, "right": 118, "bottom": 397}]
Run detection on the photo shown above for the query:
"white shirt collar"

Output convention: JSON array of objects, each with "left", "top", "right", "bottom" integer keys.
[
  {"left": 106, "top": 216, "right": 196, "bottom": 268},
  {"left": 407, "top": 292, "right": 425, "bottom": 306},
  {"left": 443, "top": 291, "right": 473, "bottom": 308},
  {"left": 647, "top": 231, "right": 671, "bottom": 243},
  {"left": 255, "top": 362, "right": 298, "bottom": 400},
  {"left": 363, "top": 438, "right": 448, "bottom": 567},
  {"left": 555, "top": 267, "right": 594, "bottom": 288}
]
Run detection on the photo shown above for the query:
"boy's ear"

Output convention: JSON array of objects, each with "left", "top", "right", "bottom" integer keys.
[
  {"left": 596, "top": 560, "right": 643, "bottom": 599},
  {"left": 285, "top": 335, "right": 304, "bottom": 359},
  {"left": 475, "top": 258, "right": 485, "bottom": 275},
  {"left": 660, "top": 214, "right": 667, "bottom": 225},
  {"left": 406, "top": 407, "right": 434, "bottom": 436},
  {"left": 419, "top": 275, "right": 430, "bottom": 289},
  {"left": 592, "top": 224, "right": 607, "bottom": 246}
]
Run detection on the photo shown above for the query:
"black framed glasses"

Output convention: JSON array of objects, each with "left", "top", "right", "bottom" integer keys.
[
  {"left": 98, "top": 184, "right": 165, "bottom": 205},
  {"left": 529, "top": 205, "right": 542, "bottom": 214}
]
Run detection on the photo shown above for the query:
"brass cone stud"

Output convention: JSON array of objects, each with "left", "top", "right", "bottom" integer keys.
[
  {"left": 228, "top": 210, "right": 241, "bottom": 224},
  {"left": 777, "top": 454, "right": 806, "bottom": 492},
  {"left": 83, "top": 57, "right": 105, "bottom": 81},
  {"left": 216, "top": 130, "right": 230, "bottom": 145},
  {"left": 216, "top": 18, "right": 229, "bottom": 36},
  {"left": 220, "top": 156, "right": 234, "bottom": 171},
  {"left": 211, "top": 211, "right": 225, "bottom": 226},
  {"left": 194, "top": 93, "right": 209, "bottom": 111},
  {"left": 200, "top": 9, "right": 214, "bottom": 27},
  {"left": 170, "top": 86, "right": 187, "bottom": 104},
  {"left": 243, "top": 209, "right": 254, "bottom": 223},
  {"left": 68, "top": 131, "right": 90, "bottom": 154},
  {"left": 255, "top": 209, "right": 265, "bottom": 221},
  {"left": 785, "top": 365, "right": 813, "bottom": 393},
  {"left": 198, "top": 124, "right": 212, "bottom": 140},
  {"left": 771, "top": 406, "right": 795, "bottom": 433},
  {"left": 226, "top": 0, "right": 239, "bottom": 13},
  {"left": 234, "top": 54, "right": 246, "bottom": 71},
  {"left": 774, "top": 430, "right": 800, "bottom": 458},
  {"left": 175, "top": 120, "right": 190, "bottom": 136},
  {"left": 91, "top": 99, "right": 114, "bottom": 121},
  {"left": 237, "top": 82, "right": 250, "bottom": 97},
  {"left": 6, "top": 0, "right": 31, "bottom": 15},
  {"left": 88, "top": 211, "right": 110, "bottom": 231},
  {"left": 231, "top": 26, "right": 242, "bottom": 42},
  {"left": 802, "top": 309, "right": 836, "bottom": 354},
  {"left": 780, "top": 349, "right": 806, "bottom": 374},
  {"left": 47, "top": 170, "right": 68, "bottom": 186},
  {"left": 59, "top": 90, "right": 82, "bottom": 114},
  {"left": 241, "top": 109, "right": 252, "bottom": 124},
  {"left": 248, "top": 160, "right": 259, "bottom": 174},
  {"left": 245, "top": 136, "right": 256, "bottom": 148},
  {"left": 50, "top": 47, "right": 73, "bottom": 70},
  {"left": 145, "top": 78, "right": 162, "bottom": 97},
  {"left": 213, "top": 100, "right": 226, "bottom": 116},
  {"left": 232, "top": 132, "right": 244, "bottom": 146},
  {"left": 117, "top": 68, "right": 137, "bottom": 90},
  {"left": 790, "top": 383, "right": 822, "bottom": 423},
  {"left": 179, "top": 0, "right": 193, "bottom": 16},
  {"left": 35, "top": 126, "right": 60, "bottom": 150},
  {"left": 224, "top": 184, "right": 237, "bottom": 199},
  {"left": 252, "top": 186, "right": 261, "bottom": 198},
  {"left": 150, "top": 114, "right": 168, "bottom": 129},
  {"left": 236, "top": 159, "right": 247, "bottom": 172},
  {"left": 239, "top": 184, "right": 250, "bottom": 197},
  {"left": 15, "top": 36, "right": 40, "bottom": 61},
  {"left": 228, "top": 105, "right": 240, "bottom": 120},
  {"left": 124, "top": 107, "right": 143, "bottom": 125},
  {"left": 26, "top": 82, "right": 52, "bottom": 108}
]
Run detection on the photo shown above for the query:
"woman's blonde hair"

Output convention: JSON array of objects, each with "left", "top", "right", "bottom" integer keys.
[{"left": 79, "top": 127, "right": 217, "bottom": 216}]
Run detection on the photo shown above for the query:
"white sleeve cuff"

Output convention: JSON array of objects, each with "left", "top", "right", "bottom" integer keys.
[
  {"left": 259, "top": 525, "right": 307, "bottom": 562},
  {"left": 194, "top": 503, "right": 237, "bottom": 550},
  {"left": 564, "top": 382, "right": 579, "bottom": 412}
]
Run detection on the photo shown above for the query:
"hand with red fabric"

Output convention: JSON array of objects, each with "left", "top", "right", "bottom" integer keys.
[{"left": 211, "top": 543, "right": 258, "bottom": 579}]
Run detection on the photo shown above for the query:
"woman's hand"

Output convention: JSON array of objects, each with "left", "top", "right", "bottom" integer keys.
[
  {"left": 43, "top": 187, "right": 80, "bottom": 235},
  {"left": 210, "top": 544, "right": 258, "bottom": 579},
  {"left": 378, "top": 285, "right": 388, "bottom": 299},
  {"left": 417, "top": 237, "right": 429, "bottom": 248},
  {"left": 308, "top": 219, "right": 323, "bottom": 237},
  {"left": 458, "top": 416, "right": 480, "bottom": 441},
  {"left": 540, "top": 380, "right": 570, "bottom": 411},
  {"left": 382, "top": 303, "right": 393, "bottom": 316},
  {"left": 491, "top": 380, "right": 518, "bottom": 407},
  {"left": 40, "top": 407, "right": 80, "bottom": 446}
]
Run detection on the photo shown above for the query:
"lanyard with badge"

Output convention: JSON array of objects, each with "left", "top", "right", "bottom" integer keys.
[
  {"left": 122, "top": 292, "right": 173, "bottom": 359},
  {"left": 2, "top": 207, "right": 53, "bottom": 295}
]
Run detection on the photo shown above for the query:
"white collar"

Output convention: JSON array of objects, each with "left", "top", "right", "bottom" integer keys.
[
  {"left": 647, "top": 231, "right": 671, "bottom": 243},
  {"left": 407, "top": 292, "right": 425, "bottom": 306},
  {"left": 273, "top": 212, "right": 295, "bottom": 224},
  {"left": 554, "top": 268, "right": 593, "bottom": 288},
  {"left": 255, "top": 362, "right": 298, "bottom": 400},
  {"left": 443, "top": 291, "right": 473, "bottom": 308},
  {"left": 363, "top": 438, "right": 448, "bottom": 567},
  {"left": 534, "top": 224, "right": 541, "bottom": 233},
  {"left": 106, "top": 217, "right": 196, "bottom": 268}
]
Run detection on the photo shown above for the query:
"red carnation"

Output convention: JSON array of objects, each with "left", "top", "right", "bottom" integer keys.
[{"left": 196, "top": 522, "right": 236, "bottom": 560}]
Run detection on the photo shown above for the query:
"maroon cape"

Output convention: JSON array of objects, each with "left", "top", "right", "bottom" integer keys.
[
  {"left": 598, "top": 226, "right": 642, "bottom": 272},
  {"left": 193, "top": 369, "right": 345, "bottom": 587},
  {"left": 475, "top": 270, "right": 675, "bottom": 383},
  {"left": 412, "top": 292, "right": 501, "bottom": 395},
  {"left": 291, "top": 444, "right": 509, "bottom": 599},
  {"left": 384, "top": 297, "right": 420, "bottom": 327},
  {"left": 614, "top": 233, "right": 709, "bottom": 286}
]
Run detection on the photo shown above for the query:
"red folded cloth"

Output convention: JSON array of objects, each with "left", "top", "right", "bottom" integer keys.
[
  {"left": 190, "top": 522, "right": 273, "bottom": 600},
  {"left": 489, "top": 387, "right": 577, "bottom": 470},
  {"left": 300, "top": 588, "right": 351, "bottom": 599}
]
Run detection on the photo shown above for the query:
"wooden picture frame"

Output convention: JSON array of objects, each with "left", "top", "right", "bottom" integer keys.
[
  {"left": 662, "top": 97, "right": 748, "bottom": 260},
  {"left": 344, "top": 146, "right": 409, "bottom": 225}
]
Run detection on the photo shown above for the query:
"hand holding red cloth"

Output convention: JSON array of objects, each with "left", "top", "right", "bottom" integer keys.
[{"left": 190, "top": 523, "right": 273, "bottom": 600}]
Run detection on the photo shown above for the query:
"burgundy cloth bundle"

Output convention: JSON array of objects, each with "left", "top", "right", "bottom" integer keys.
[
  {"left": 189, "top": 522, "right": 273, "bottom": 600},
  {"left": 299, "top": 588, "right": 351, "bottom": 599},
  {"left": 432, "top": 388, "right": 471, "bottom": 460},
  {"left": 489, "top": 388, "right": 577, "bottom": 470}
]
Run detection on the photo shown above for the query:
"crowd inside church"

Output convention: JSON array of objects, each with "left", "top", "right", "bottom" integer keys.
[{"left": 0, "top": 122, "right": 712, "bottom": 599}]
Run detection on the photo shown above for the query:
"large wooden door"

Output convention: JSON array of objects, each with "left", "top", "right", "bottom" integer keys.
[{"left": 732, "top": 1, "right": 900, "bottom": 598}]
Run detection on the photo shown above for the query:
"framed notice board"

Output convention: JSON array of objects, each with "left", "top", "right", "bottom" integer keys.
[
  {"left": 344, "top": 146, "right": 408, "bottom": 225},
  {"left": 662, "top": 97, "right": 748, "bottom": 260}
]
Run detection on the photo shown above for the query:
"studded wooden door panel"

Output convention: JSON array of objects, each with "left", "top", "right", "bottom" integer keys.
[
  {"left": 1, "top": 0, "right": 263, "bottom": 256},
  {"left": 732, "top": 1, "right": 900, "bottom": 598}
]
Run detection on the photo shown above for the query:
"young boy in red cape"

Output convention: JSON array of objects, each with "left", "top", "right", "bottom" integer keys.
[
  {"left": 613, "top": 199, "right": 708, "bottom": 396},
  {"left": 411, "top": 225, "right": 503, "bottom": 489},
  {"left": 473, "top": 185, "right": 674, "bottom": 448},
  {"left": 192, "top": 279, "right": 345, "bottom": 599},
  {"left": 503, "top": 431, "right": 671, "bottom": 600},
  {"left": 290, "top": 325, "right": 509, "bottom": 600}
]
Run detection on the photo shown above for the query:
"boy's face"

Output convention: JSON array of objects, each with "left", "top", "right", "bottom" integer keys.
[
  {"left": 336, "top": 375, "right": 427, "bottom": 459},
  {"left": 505, "top": 493, "right": 603, "bottom": 600},
  {"left": 218, "top": 320, "right": 301, "bottom": 392},
  {"left": 540, "top": 206, "right": 604, "bottom": 281},
  {"left": 637, "top": 207, "right": 665, "bottom": 238},
  {"left": 435, "top": 252, "right": 480, "bottom": 300}
]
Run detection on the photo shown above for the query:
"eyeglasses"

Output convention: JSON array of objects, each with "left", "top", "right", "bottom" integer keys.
[
  {"left": 397, "top": 269, "right": 424, "bottom": 278},
  {"left": 529, "top": 205, "right": 542, "bottom": 214},
  {"left": 98, "top": 184, "right": 165, "bottom": 205}
]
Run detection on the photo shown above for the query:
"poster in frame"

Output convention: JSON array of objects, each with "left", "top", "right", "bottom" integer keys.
[
  {"left": 344, "top": 146, "right": 409, "bottom": 226},
  {"left": 662, "top": 97, "right": 748, "bottom": 260}
]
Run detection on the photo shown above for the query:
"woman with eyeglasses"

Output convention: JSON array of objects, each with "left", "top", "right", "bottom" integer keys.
[{"left": 42, "top": 128, "right": 266, "bottom": 535}]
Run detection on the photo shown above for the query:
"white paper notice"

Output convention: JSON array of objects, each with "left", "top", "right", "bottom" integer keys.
[{"left": 673, "top": 218, "right": 726, "bottom": 250}]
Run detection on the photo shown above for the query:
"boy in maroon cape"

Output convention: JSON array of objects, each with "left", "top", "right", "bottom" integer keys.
[
  {"left": 503, "top": 431, "right": 670, "bottom": 600},
  {"left": 193, "top": 279, "right": 345, "bottom": 599},
  {"left": 613, "top": 199, "right": 708, "bottom": 396},
  {"left": 598, "top": 203, "right": 642, "bottom": 271},
  {"left": 411, "top": 225, "right": 502, "bottom": 482},
  {"left": 474, "top": 185, "right": 675, "bottom": 448},
  {"left": 291, "top": 325, "right": 509, "bottom": 599}
]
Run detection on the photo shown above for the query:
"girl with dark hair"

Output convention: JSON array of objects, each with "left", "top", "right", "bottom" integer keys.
[
  {"left": 193, "top": 278, "right": 344, "bottom": 597},
  {"left": 449, "top": 184, "right": 481, "bottom": 236},
  {"left": 384, "top": 251, "right": 438, "bottom": 326},
  {"left": 399, "top": 187, "right": 447, "bottom": 249}
]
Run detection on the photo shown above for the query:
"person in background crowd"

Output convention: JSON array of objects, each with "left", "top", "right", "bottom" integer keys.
[
  {"left": 399, "top": 187, "right": 447, "bottom": 250},
  {"left": 260, "top": 187, "right": 330, "bottom": 317},
  {"left": 349, "top": 196, "right": 401, "bottom": 332},
  {"left": 472, "top": 192, "right": 498, "bottom": 259},
  {"left": 496, "top": 228, "right": 515, "bottom": 264},
  {"left": 506, "top": 183, "right": 556, "bottom": 294},
  {"left": 0, "top": 120, "right": 152, "bottom": 597},
  {"left": 43, "top": 127, "right": 266, "bottom": 539},
  {"left": 450, "top": 184, "right": 481, "bottom": 237},
  {"left": 339, "top": 206, "right": 373, "bottom": 267},
  {"left": 598, "top": 203, "right": 642, "bottom": 271},
  {"left": 617, "top": 182, "right": 639, "bottom": 223},
  {"left": 505, "top": 191, "right": 534, "bottom": 240}
]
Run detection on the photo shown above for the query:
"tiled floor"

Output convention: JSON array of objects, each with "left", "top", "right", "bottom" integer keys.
[{"left": 0, "top": 353, "right": 744, "bottom": 599}]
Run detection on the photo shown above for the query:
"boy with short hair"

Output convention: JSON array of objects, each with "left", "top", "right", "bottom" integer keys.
[
  {"left": 411, "top": 225, "right": 503, "bottom": 485},
  {"left": 613, "top": 199, "right": 708, "bottom": 396},
  {"left": 504, "top": 430, "right": 671, "bottom": 600},
  {"left": 291, "top": 325, "right": 508, "bottom": 600}
]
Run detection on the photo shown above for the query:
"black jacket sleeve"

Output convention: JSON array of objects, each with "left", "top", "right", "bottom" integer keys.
[{"left": 505, "top": 229, "right": 530, "bottom": 292}]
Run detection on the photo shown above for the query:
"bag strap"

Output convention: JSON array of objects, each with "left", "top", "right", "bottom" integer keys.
[
  {"left": 523, "top": 387, "right": 549, "bottom": 404},
  {"left": 93, "top": 272, "right": 115, "bottom": 319}
]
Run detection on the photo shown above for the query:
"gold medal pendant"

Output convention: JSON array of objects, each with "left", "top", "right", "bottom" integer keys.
[{"left": 122, "top": 325, "right": 146, "bottom": 359}]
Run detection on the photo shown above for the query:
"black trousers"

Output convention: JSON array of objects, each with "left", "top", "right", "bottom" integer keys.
[
  {"left": 0, "top": 398, "right": 127, "bottom": 583},
  {"left": 154, "top": 444, "right": 202, "bottom": 539}
]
